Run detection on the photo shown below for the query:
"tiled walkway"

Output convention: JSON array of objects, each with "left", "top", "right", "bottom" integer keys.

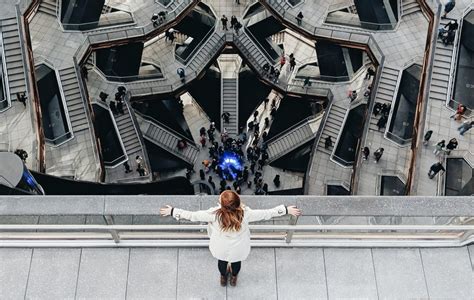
[{"left": 1, "top": 246, "right": 472, "bottom": 299}]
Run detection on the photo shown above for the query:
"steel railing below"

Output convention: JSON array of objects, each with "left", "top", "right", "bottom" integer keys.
[{"left": 0, "top": 224, "right": 472, "bottom": 248}]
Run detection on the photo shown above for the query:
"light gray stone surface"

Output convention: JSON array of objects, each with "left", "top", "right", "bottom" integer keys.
[
  {"left": 275, "top": 248, "right": 328, "bottom": 300},
  {"left": 0, "top": 247, "right": 473, "bottom": 298},
  {"left": 227, "top": 248, "right": 277, "bottom": 300},
  {"left": 420, "top": 247, "right": 473, "bottom": 299},
  {"left": 75, "top": 248, "right": 130, "bottom": 299},
  {"left": 1, "top": 196, "right": 472, "bottom": 217},
  {"left": 127, "top": 248, "right": 178, "bottom": 299},
  {"left": 0, "top": 248, "right": 32, "bottom": 299},
  {"left": 0, "top": 196, "right": 105, "bottom": 215},
  {"left": 324, "top": 248, "right": 378, "bottom": 299},
  {"left": 104, "top": 195, "right": 201, "bottom": 215},
  {"left": 37, "top": 215, "right": 86, "bottom": 225},
  {"left": 372, "top": 248, "right": 428, "bottom": 299},
  {"left": 25, "top": 249, "right": 81, "bottom": 299},
  {"left": 176, "top": 248, "right": 226, "bottom": 299}
]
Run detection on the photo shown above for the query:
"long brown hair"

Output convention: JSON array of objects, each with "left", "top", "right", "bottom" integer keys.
[{"left": 216, "top": 190, "right": 244, "bottom": 231}]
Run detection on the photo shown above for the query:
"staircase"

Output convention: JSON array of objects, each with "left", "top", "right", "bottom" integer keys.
[
  {"left": 38, "top": 0, "right": 57, "bottom": 17},
  {"left": 188, "top": 32, "right": 224, "bottom": 71},
  {"left": 267, "top": 115, "right": 321, "bottom": 162},
  {"left": 317, "top": 104, "right": 347, "bottom": 155},
  {"left": 112, "top": 99, "right": 145, "bottom": 159},
  {"left": 221, "top": 78, "right": 238, "bottom": 136},
  {"left": 369, "top": 65, "right": 400, "bottom": 131},
  {"left": 429, "top": 19, "right": 455, "bottom": 104},
  {"left": 0, "top": 17, "right": 27, "bottom": 110},
  {"left": 58, "top": 67, "right": 89, "bottom": 132},
  {"left": 234, "top": 32, "right": 270, "bottom": 72},
  {"left": 136, "top": 114, "right": 199, "bottom": 165},
  {"left": 401, "top": 0, "right": 421, "bottom": 16}
]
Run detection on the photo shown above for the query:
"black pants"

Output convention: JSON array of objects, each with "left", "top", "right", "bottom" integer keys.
[{"left": 218, "top": 260, "right": 241, "bottom": 276}]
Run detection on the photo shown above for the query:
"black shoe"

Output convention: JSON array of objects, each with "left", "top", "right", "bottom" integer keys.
[{"left": 220, "top": 275, "right": 227, "bottom": 286}]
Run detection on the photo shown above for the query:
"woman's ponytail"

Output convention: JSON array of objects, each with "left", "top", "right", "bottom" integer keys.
[{"left": 216, "top": 190, "right": 244, "bottom": 231}]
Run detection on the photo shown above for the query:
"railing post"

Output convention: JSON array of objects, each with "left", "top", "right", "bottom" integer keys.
[
  {"left": 104, "top": 215, "right": 120, "bottom": 244},
  {"left": 285, "top": 215, "right": 298, "bottom": 243}
]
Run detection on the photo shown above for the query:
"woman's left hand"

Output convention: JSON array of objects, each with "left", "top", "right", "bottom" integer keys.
[
  {"left": 160, "top": 205, "right": 173, "bottom": 216},
  {"left": 287, "top": 205, "right": 301, "bottom": 217}
]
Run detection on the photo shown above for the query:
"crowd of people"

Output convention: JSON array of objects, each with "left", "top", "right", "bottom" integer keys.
[
  {"left": 421, "top": 99, "right": 472, "bottom": 180},
  {"left": 221, "top": 15, "right": 242, "bottom": 34},
  {"left": 185, "top": 99, "right": 282, "bottom": 195},
  {"left": 438, "top": 20, "right": 458, "bottom": 46},
  {"left": 99, "top": 86, "right": 127, "bottom": 116}
]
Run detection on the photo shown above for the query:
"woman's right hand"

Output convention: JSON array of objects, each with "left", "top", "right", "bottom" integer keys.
[
  {"left": 287, "top": 205, "right": 301, "bottom": 217},
  {"left": 160, "top": 205, "right": 173, "bottom": 216}
]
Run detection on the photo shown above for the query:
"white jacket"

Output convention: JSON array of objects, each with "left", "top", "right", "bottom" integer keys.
[{"left": 172, "top": 204, "right": 287, "bottom": 262}]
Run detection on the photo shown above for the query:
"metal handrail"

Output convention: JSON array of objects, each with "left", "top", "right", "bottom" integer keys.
[
  {"left": 326, "top": 1, "right": 356, "bottom": 13},
  {"left": 126, "top": 35, "right": 225, "bottom": 96},
  {"left": 0, "top": 224, "right": 472, "bottom": 247},
  {"left": 134, "top": 110, "right": 196, "bottom": 146},
  {"left": 325, "top": 14, "right": 397, "bottom": 31},
  {"left": 263, "top": 0, "right": 385, "bottom": 63},
  {"left": 72, "top": 56, "right": 104, "bottom": 181},
  {"left": 175, "top": 26, "right": 216, "bottom": 65},
  {"left": 244, "top": 25, "right": 279, "bottom": 63},
  {"left": 266, "top": 114, "right": 322, "bottom": 144},
  {"left": 73, "top": 0, "right": 196, "bottom": 62},
  {"left": 232, "top": 32, "right": 334, "bottom": 99},
  {"left": 0, "top": 37, "right": 12, "bottom": 112},
  {"left": 16, "top": 3, "right": 45, "bottom": 172},
  {"left": 122, "top": 91, "right": 152, "bottom": 180},
  {"left": 1, "top": 224, "right": 472, "bottom": 231},
  {"left": 94, "top": 66, "right": 164, "bottom": 83},
  {"left": 385, "top": 131, "right": 412, "bottom": 145},
  {"left": 57, "top": 2, "right": 134, "bottom": 31},
  {"left": 43, "top": 132, "right": 73, "bottom": 144},
  {"left": 105, "top": 153, "right": 127, "bottom": 167}
]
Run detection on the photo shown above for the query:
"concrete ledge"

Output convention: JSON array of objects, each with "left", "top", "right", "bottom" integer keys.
[
  {"left": 0, "top": 196, "right": 105, "bottom": 215},
  {"left": 0, "top": 196, "right": 472, "bottom": 216}
]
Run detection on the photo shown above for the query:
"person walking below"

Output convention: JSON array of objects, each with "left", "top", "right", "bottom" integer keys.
[
  {"left": 433, "top": 139, "right": 446, "bottom": 156},
  {"left": 151, "top": 13, "right": 159, "bottom": 27},
  {"left": 442, "top": 0, "right": 455, "bottom": 18},
  {"left": 263, "top": 98, "right": 269, "bottom": 109},
  {"left": 279, "top": 55, "right": 286, "bottom": 70},
  {"left": 123, "top": 161, "right": 132, "bottom": 173},
  {"left": 160, "top": 191, "right": 301, "bottom": 286},
  {"left": 221, "top": 15, "right": 228, "bottom": 30},
  {"left": 423, "top": 130, "right": 433, "bottom": 146},
  {"left": 303, "top": 77, "right": 311, "bottom": 87},
  {"left": 451, "top": 103, "right": 466, "bottom": 120},
  {"left": 428, "top": 162, "right": 445, "bottom": 179},
  {"left": 445, "top": 138, "right": 458, "bottom": 155},
  {"left": 324, "top": 136, "right": 333, "bottom": 149},
  {"left": 289, "top": 54, "right": 296, "bottom": 71},
  {"left": 458, "top": 120, "right": 474, "bottom": 135},
  {"left": 234, "top": 21, "right": 242, "bottom": 34},
  {"left": 362, "top": 146, "right": 370, "bottom": 160},
  {"left": 177, "top": 68, "right": 185, "bottom": 83},
  {"left": 222, "top": 112, "right": 231, "bottom": 123},
  {"left": 273, "top": 174, "right": 280, "bottom": 188},
  {"left": 444, "top": 20, "right": 459, "bottom": 32},
  {"left": 296, "top": 12, "right": 303, "bottom": 26},
  {"left": 168, "top": 29, "right": 175, "bottom": 43},
  {"left": 374, "top": 148, "right": 384, "bottom": 163},
  {"left": 230, "top": 15, "right": 237, "bottom": 29},
  {"left": 16, "top": 92, "right": 27, "bottom": 107}
]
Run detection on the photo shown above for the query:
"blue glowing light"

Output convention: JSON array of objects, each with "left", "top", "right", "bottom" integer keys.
[{"left": 219, "top": 152, "right": 243, "bottom": 180}]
